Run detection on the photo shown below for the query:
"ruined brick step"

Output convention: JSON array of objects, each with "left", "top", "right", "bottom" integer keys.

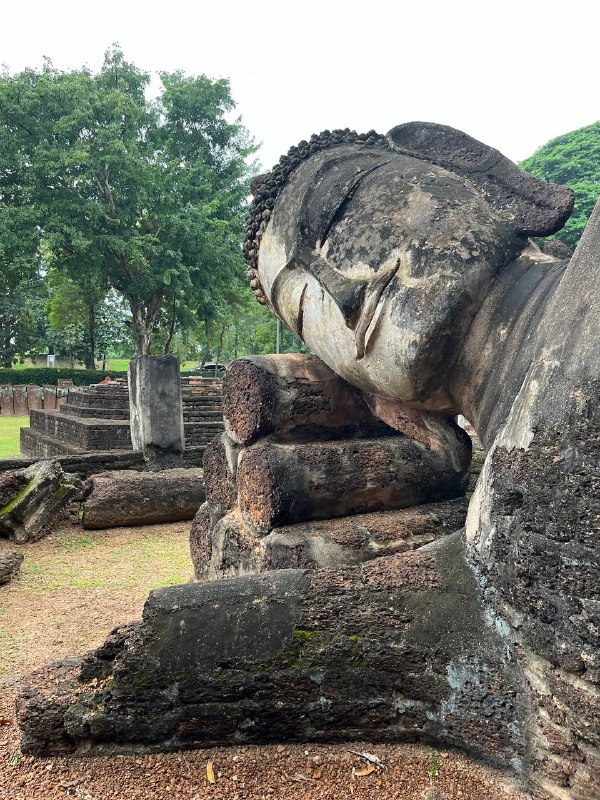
[
  {"left": 61, "top": 404, "right": 130, "bottom": 420},
  {"left": 20, "top": 428, "right": 87, "bottom": 457},
  {"left": 29, "top": 410, "right": 132, "bottom": 451},
  {"left": 181, "top": 381, "right": 223, "bottom": 394},
  {"left": 182, "top": 397, "right": 223, "bottom": 403},
  {"left": 184, "top": 401, "right": 222, "bottom": 409},
  {"left": 185, "top": 432, "right": 224, "bottom": 443},
  {"left": 185, "top": 434, "right": 223, "bottom": 447},
  {"left": 183, "top": 410, "right": 223, "bottom": 421},
  {"left": 182, "top": 382, "right": 223, "bottom": 391},
  {"left": 181, "top": 394, "right": 223, "bottom": 408},
  {"left": 67, "top": 392, "right": 130, "bottom": 410},
  {"left": 185, "top": 425, "right": 223, "bottom": 434},
  {"left": 184, "top": 424, "right": 223, "bottom": 433}
]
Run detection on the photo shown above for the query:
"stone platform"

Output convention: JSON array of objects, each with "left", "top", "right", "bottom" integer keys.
[{"left": 20, "top": 380, "right": 224, "bottom": 458}]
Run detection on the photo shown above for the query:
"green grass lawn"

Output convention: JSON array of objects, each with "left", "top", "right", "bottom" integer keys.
[
  {"left": 104, "top": 358, "right": 197, "bottom": 371},
  {"left": 0, "top": 416, "right": 28, "bottom": 459},
  {"left": 103, "top": 358, "right": 131, "bottom": 371},
  {"left": 8, "top": 357, "right": 198, "bottom": 373}
]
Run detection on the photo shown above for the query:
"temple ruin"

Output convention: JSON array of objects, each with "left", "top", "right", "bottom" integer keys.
[{"left": 14, "top": 123, "right": 600, "bottom": 800}]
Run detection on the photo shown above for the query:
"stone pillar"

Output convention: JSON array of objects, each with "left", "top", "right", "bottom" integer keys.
[
  {"left": 128, "top": 356, "right": 185, "bottom": 465},
  {"left": 0, "top": 385, "right": 14, "bottom": 416}
]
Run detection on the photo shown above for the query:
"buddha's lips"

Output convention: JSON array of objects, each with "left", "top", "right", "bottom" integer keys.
[{"left": 274, "top": 261, "right": 398, "bottom": 358}]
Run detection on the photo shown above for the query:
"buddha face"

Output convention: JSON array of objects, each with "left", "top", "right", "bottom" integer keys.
[{"left": 257, "top": 147, "right": 522, "bottom": 412}]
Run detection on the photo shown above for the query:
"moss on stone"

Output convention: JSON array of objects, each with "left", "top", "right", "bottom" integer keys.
[
  {"left": 291, "top": 629, "right": 321, "bottom": 642},
  {"left": 0, "top": 476, "right": 35, "bottom": 517}
]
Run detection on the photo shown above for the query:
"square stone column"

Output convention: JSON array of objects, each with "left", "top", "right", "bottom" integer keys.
[{"left": 128, "top": 355, "right": 184, "bottom": 463}]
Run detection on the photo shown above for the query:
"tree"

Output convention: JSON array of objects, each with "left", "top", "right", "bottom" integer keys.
[
  {"left": 45, "top": 263, "right": 107, "bottom": 369},
  {"left": 0, "top": 205, "right": 46, "bottom": 367},
  {"left": 0, "top": 47, "right": 255, "bottom": 356},
  {"left": 521, "top": 122, "right": 600, "bottom": 250}
]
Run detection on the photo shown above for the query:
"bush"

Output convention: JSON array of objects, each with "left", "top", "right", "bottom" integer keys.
[
  {"left": 0, "top": 366, "right": 198, "bottom": 386},
  {"left": 0, "top": 368, "right": 128, "bottom": 386}
]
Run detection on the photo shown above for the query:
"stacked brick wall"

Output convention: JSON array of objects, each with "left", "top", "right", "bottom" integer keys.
[{"left": 18, "top": 379, "right": 224, "bottom": 459}]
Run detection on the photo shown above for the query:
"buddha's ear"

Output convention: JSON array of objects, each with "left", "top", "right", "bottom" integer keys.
[{"left": 387, "top": 122, "right": 574, "bottom": 237}]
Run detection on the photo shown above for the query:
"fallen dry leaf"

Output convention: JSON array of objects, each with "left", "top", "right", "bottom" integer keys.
[
  {"left": 289, "top": 772, "right": 314, "bottom": 783},
  {"left": 347, "top": 749, "right": 386, "bottom": 768},
  {"left": 206, "top": 759, "right": 216, "bottom": 784},
  {"left": 352, "top": 764, "right": 378, "bottom": 778},
  {"left": 312, "top": 767, "right": 323, "bottom": 780}
]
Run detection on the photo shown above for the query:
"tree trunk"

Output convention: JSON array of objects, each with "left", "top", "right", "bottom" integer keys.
[
  {"left": 200, "top": 317, "right": 211, "bottom": 368},
  {"left": 130, "top": 292, "right": 164, "bottom": 357},
  {"left": 82, "top": 468, "right": 205, "bottom": 529},
  {"left": 85, "top": 306, "right": 96, "bottom": 370},
  {"left": 3, "top": 332, "right": 14, "bottom": 368},
  {"left": 214, "top": 322, "right": 226, "bottom": 367},
  {"left": 163, "top": 298, "right": 177, "bottom": 355},
  {"left": 130, "top": 299, "right": 151, "bottom": 357}
]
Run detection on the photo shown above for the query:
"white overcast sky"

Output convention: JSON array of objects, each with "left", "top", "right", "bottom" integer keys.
[{"left": 1, "top": 0, "right": 597, "bottom": 171}]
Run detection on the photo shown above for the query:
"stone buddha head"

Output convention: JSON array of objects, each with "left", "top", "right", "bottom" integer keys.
[{"left": 246, "top": 123, "right": 573, "bottom": 412}]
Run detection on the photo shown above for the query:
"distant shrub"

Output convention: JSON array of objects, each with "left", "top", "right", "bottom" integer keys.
[
  {"left": 0, "top": 368, "right": 128, "bottom": 386},
  {"left": 0, "top": 367, "right": 197, "bottom": 386}
]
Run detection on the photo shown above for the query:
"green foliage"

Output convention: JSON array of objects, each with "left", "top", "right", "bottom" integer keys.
[
  {"left": 0, "top": 47, "right": 256, "bottom": 356},
  {"left": 521, "top": 121, "right": 600, "bottom": 250},
  {"left": 0, "top": 367, "right": 127, "bottom": 385},
  {"left": 428, "top": 748, "right": 440, "bottom": 780},
  {"left": 0, "top": 205, "right": 47, "bottom": 367},
  {"left": 0, "top": 365, "right": 207, "bottom": 384}
]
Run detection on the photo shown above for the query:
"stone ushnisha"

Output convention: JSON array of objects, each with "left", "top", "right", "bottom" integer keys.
[{"left": 16, "top": 123, "right": 600, "bottom": 800}]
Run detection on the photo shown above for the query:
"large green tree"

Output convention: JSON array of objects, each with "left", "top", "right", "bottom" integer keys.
[
  {"left": 0, "top": 205, "right": 46, "bottom": 367},
  {"left": 0, "top": 47, "right": 255, "bottom": 356},
  {"left": 521, "top": 121, "right": 600, "bottom": 251}
]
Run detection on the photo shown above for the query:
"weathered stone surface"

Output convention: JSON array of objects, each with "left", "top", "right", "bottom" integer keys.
[
  {"left": 128, "top": 355, "right": 185, "bottom": 462},
  {"left": 191, "top": 507, "right": 263, "bottom": 580},
  {"left": 16, "top": 535, "right": 525, "bottom": 767},
  {"left": 82, "top": 468, "right": 204, "bottom": 529},
  {"left": 247, "top": 128, "right": 598, "bottom": 798},
  {"left": 261, "top": 497, "right": 469, "bottom": 570},
  {"left": 26, "top": 385, "right": 43, "bottom": 410},
  {"left": 236, "top": 435, "right": 469, "bottom": 533},
  {"left": 202, "top": 433, "right": 240, "bottom": 512},
  {"left": 194, "top": 498, "right": 469, "bottom": 579},
  {"left": 223, "top": 354, "right": 393, "bottom": 446},
  {"left": 463, "top": 202, "right": 600, "bottom": 798},
  {"left": 16, "top": 126, "right": 599, "bottom": 800},
  {"left": 0, "top": 460, "right": 77, "bottom": 543},
  {"left": 386, "top": 122, "right": 574, "bottom": 237},
  {"left": 13, "top": 385, "right": 28, "bottom": 416},
  {"left": 0, "top": 384, "right": 14, "bottom": 415},
  {"left": 0, "top": 549, "right": 24, "bottom": 584}
]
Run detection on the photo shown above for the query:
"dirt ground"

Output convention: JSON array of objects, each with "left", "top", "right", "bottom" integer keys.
[{"left": 0, "top": 521, "right": 531, "bottom": 800}]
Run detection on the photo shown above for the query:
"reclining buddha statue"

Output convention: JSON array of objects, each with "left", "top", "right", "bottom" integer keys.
[{"left": 18, "top": 123, "right": 599, "bottom": 800}]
